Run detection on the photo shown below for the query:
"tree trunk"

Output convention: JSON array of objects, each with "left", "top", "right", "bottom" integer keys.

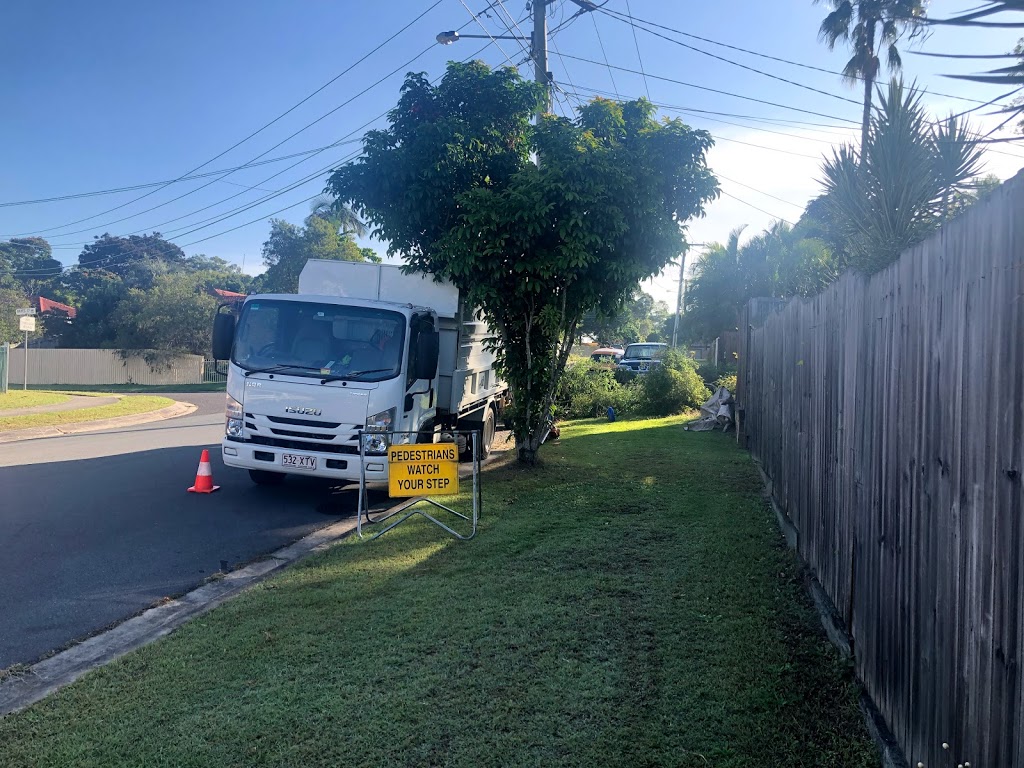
[
  {"left": 860, "top": 71, "right": 873, "bottom": 157},
  {"left": 860, "top": 22, "right": 877, "bottom": 159}
]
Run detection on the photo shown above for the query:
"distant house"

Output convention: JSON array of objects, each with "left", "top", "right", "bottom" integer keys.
[
  {"left": 208, "top": 288, "right": 246, "bottom": 305},
  {"left": 36, "top": 296, "right": 77, "bottom": 319}
]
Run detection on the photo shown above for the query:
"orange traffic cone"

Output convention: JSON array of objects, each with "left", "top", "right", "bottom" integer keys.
[{"left": 188, "top": 449, "right": 220, "bottom": 494}]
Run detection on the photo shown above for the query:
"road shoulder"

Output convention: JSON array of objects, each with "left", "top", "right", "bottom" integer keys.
[{"left": 0, "top": 401, "right": 197, "bottom": 444}]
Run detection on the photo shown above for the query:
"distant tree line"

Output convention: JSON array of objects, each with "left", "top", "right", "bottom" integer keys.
[{"left": 0, "top": 205, "right": 378, "bottom": 354}]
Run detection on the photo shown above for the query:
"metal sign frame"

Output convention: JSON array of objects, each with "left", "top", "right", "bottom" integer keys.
[{"left": 356, "top": 430, "right": 481, "bottom": 541}]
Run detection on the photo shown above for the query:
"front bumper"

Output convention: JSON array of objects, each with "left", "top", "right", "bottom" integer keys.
[{"left": 222, "top": 437, "right": 388, "bottom": 482}]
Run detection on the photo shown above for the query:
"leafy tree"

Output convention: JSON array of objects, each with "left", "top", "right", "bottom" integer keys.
[
  {"left": 309, "top": 194, "right": 368, "bottom": 238},
  {"left": 0, "top": 286, "right": 31, "bottom": 344},
  {"left": 327, "top": 62, "right": 718, "bottom": 463},
  {"left": 254, "top": 214, "right": 379, "bottom": 294},
  {"left": 0, "top": 237, "right": 61, "bottom": 295},
  {"left": 581, "top": 290, "right": 670, "bottom": 345},
  {"left": 820, "top": 80, "right": 984, "bottom": 273},
  {"left": 109, "top": 274, "right": 218, "bottom": 355},
  {"left": 77, "top": 232, "right": 186, "bottom": 290},
  {"left": 682, "top": 223, "right": 837, "bottom": 342},
  {"left": 816, "top": 0, "right": 927, "bottom": 151}
]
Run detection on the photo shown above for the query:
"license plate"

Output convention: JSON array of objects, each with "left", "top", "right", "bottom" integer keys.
[{"left": 281, "top": 453, "right": 316, "bottom": 471}]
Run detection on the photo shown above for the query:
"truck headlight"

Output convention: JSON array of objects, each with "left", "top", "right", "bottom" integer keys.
[
  {"left": 226, "top": 394, "right": 243, "bottom": 436},
  {"left": 362, "top": 408, "right": 395, "bottom": 455}
]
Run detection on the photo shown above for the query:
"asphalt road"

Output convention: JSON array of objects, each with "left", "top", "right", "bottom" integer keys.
[{"left": 0, "top": 392, "right": 390, "bottom": 669}]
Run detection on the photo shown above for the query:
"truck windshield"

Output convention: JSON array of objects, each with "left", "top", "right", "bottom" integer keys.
[
  {"left": 623, "top": 344, "right": 666, "bottom": 360},
  {"left": 232, "top": 299, "right": 406, "bottom": 382}
]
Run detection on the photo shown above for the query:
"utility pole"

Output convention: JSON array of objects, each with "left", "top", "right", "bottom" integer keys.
[
  {"left": 671, "top": 252, "right": 685, "bottom": 349},
  {"left": 532, "top": 0, "right": 550, "bottom": 117},
  {"left": 671, "top": 243, "right": 706, "bottom": 349}
]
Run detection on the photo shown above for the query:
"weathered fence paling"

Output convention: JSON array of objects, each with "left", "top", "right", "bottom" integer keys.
[{"left": 738, "top": 169, "right": 1024, "bottom": 768}]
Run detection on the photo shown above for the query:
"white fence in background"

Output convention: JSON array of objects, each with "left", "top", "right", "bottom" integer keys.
[{"left": 6, "top": 349, "right": 206, "bottom": 386}]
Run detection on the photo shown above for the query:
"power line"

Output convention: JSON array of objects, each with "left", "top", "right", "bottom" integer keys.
[
  {"left": 0, "top": 142, "right": 361, "bottom": 209},
  {"left": 8, "top": 1, "right": 447, "bottom": 239},
  {"left": 589, "top": 11, "right": 621, "bottom": 99},
  {"left": 718, "top": 190, "right": 795, "bottom": 225},
  {"left": 19, "top": 36, "right": 448, "bottom": 243},
  {"left": 623, "top": 0, "right": 651, "bottom": 100},
  {"left": 599, "top": 5, "right": 1014, "bottom": 109},
  {"left": 715, "top": 173, "right": 807, "bottom": 209},
  {"left": 11, "top": 38, "right": 501, "bottom": 278},
  {"left": 599, "top": 7, "right": 864, "bottom": 109},
  {"left": 555, "top": 51, "right": 861, "bottom": 123}
]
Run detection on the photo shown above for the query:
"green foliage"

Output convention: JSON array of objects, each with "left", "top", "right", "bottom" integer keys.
[
  {"left": 77, "top": 233, "right": 187, "bottom": 289},
  {"left": 0, "top": 286, "right": 30, "bottom": 344},
  {"left": 253, "top": 214, "right": 379, "bottom": 294},
  {"left": 556, "top": 360, "right": 641, "bottom": 419},
  {"left": 108, "top": 274, "right": 219, "bottom": 355},
  {"left": 0, "top": 237, "right": 61, "bottom": 296},
  {"left": 696, "top": 362, "right": 739, "bottom": 392},
  {"left": 820, "top": 80, "right": 985, "bottom": 273},
  {"left": 682, "top": 223, "right": 838, "bottom": 343},
  {"left": 327, "top": 62, "right": 718, "bottom": 463},
  {"left": 639, "top": 350, "right": 710, "bottom": 416},
  {"left": 580, "top": 289, "right": 670, "bottom": 345},
  {"left": 816, "top": 0, "right": 927, "bottom": 147}
]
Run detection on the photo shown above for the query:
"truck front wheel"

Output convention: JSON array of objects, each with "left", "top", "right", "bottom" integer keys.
[{"left": 249, "top": 469, "right": 286, "bottom": 486}]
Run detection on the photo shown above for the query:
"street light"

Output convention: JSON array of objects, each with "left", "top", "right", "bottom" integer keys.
[{"left": 435, "top": 30, "right": 524, "bottom": 45}]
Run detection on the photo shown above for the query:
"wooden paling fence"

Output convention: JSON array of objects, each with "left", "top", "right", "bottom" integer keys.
[{"left": 737, "top": 169, "right": 1024, "bottom": 768}]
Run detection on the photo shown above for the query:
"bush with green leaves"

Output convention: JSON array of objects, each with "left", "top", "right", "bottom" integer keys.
[
  {"left": 696, "top": 362, "right": 738, "bottom": 393},
  {"left": 556, "top": 360, "right": 639, "bottom": 419},
  {"left": 640, "top": 350, "right": 710, "bottom": 416}
]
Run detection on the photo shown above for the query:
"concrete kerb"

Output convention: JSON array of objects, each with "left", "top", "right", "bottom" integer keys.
[
  {"left": 0, "top": 513, "right": 362, "bottom": 717},
  {"left": 0, "top": 401, "right": 197, "bottom": 444}
]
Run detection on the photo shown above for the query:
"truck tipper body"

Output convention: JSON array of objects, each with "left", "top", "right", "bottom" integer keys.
[{"left": 214, "top": 260, "right": 507, "bottom": 486}]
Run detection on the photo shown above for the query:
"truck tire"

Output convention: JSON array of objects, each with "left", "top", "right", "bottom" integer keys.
[
  {"left": 249, "top": 469, "right": 286, "bottom": 486},
  {"left": 480, "top": 406, "right": 496, "bottom": 460}
]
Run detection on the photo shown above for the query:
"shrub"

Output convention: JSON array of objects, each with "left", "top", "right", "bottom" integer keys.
[
  {"left": 556, "top": 361, "right": 621, "bottom": 419},
  {"left": 556, "top": 360, "right": 644, "bottom": 419},
  {"left": 640, "top": 350, "right": 710, "bottom": 416},
  {"left": 696, "top": 362, "right": 738, "bottom": 393}
]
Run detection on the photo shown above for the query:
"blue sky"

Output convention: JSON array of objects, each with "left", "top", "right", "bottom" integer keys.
[{"left": 2, "top": 0, "right": 1021, "bottom": 305}]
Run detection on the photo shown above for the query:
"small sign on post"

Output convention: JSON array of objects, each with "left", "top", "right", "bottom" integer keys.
[
  {"left": 15, "top": 307, "right": 36, "bottom": 316},
  {"left": 19, "top": 316, "right": 36, "bottom": 332},
  {"left": 387, "top": 443, "right": 460, "bottom": 497}
]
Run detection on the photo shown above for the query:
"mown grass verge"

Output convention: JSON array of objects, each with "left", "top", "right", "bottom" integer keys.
[
  {"left": 0, "top": 416, "right": 877, "bottom": 767},
  {"left": 0, "top": 391, "right": 71, "bottom": 410},
  {"left": 0, "top": 396, "right": 175, "bottom": 432}
]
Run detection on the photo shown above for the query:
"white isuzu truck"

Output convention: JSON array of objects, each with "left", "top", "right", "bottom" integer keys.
[{"left": 211, "top": 260, "right": 508, "bottom": 486}]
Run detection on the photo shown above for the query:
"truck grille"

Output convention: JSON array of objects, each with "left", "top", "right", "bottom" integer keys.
[{"left": 246, "top": 435, "right": 359, "bottom": 455}]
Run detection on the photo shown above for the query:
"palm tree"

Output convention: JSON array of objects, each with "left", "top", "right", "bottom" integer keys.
[
  {"left": 816, "top": 0, "right": 928, "bottom": 152},
  {"left": 308, "top": 194, "right": 368, "bottom": 238},
  {"left": 820, "top": 80, "right": 984, "bottom": 273}
]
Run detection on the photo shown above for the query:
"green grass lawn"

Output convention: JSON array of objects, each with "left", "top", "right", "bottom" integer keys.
[
  {"left": 0, "top": 390, "right": 71, "bottom": 410},
  {"left": 0, "top": 416, "right": 877, "bottom": 767},
  {"left": 0, "top": 396, "right": 175, "bottom": 432}
]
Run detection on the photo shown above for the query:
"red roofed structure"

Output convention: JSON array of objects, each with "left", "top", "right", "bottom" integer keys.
[
  {"left": 209, "top": 288, "right": 246, "bottom": 302},
  {"left": 36, "top": 296, "right": 77, "bottom": 319}
]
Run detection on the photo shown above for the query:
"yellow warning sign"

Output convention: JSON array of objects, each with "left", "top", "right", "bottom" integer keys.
[{"left": 388, "top": 444, "right": 459, "bottom": 497}]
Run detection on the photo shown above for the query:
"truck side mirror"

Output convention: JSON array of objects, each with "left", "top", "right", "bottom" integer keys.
[
  {"left": 414, "top": 330, "right": 439, "bottom": 380},
  {"left": 212, "top": 312, "right": 235, "bottom": 361}
]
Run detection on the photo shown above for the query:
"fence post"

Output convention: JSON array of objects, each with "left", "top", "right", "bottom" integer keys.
[{"left": 0, "top": 342, "right": 8, "bottom": 394}]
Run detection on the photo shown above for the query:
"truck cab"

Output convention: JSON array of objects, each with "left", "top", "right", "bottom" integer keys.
[{"left": 213, "top": 261, "right": 506, "bottom": 486}]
